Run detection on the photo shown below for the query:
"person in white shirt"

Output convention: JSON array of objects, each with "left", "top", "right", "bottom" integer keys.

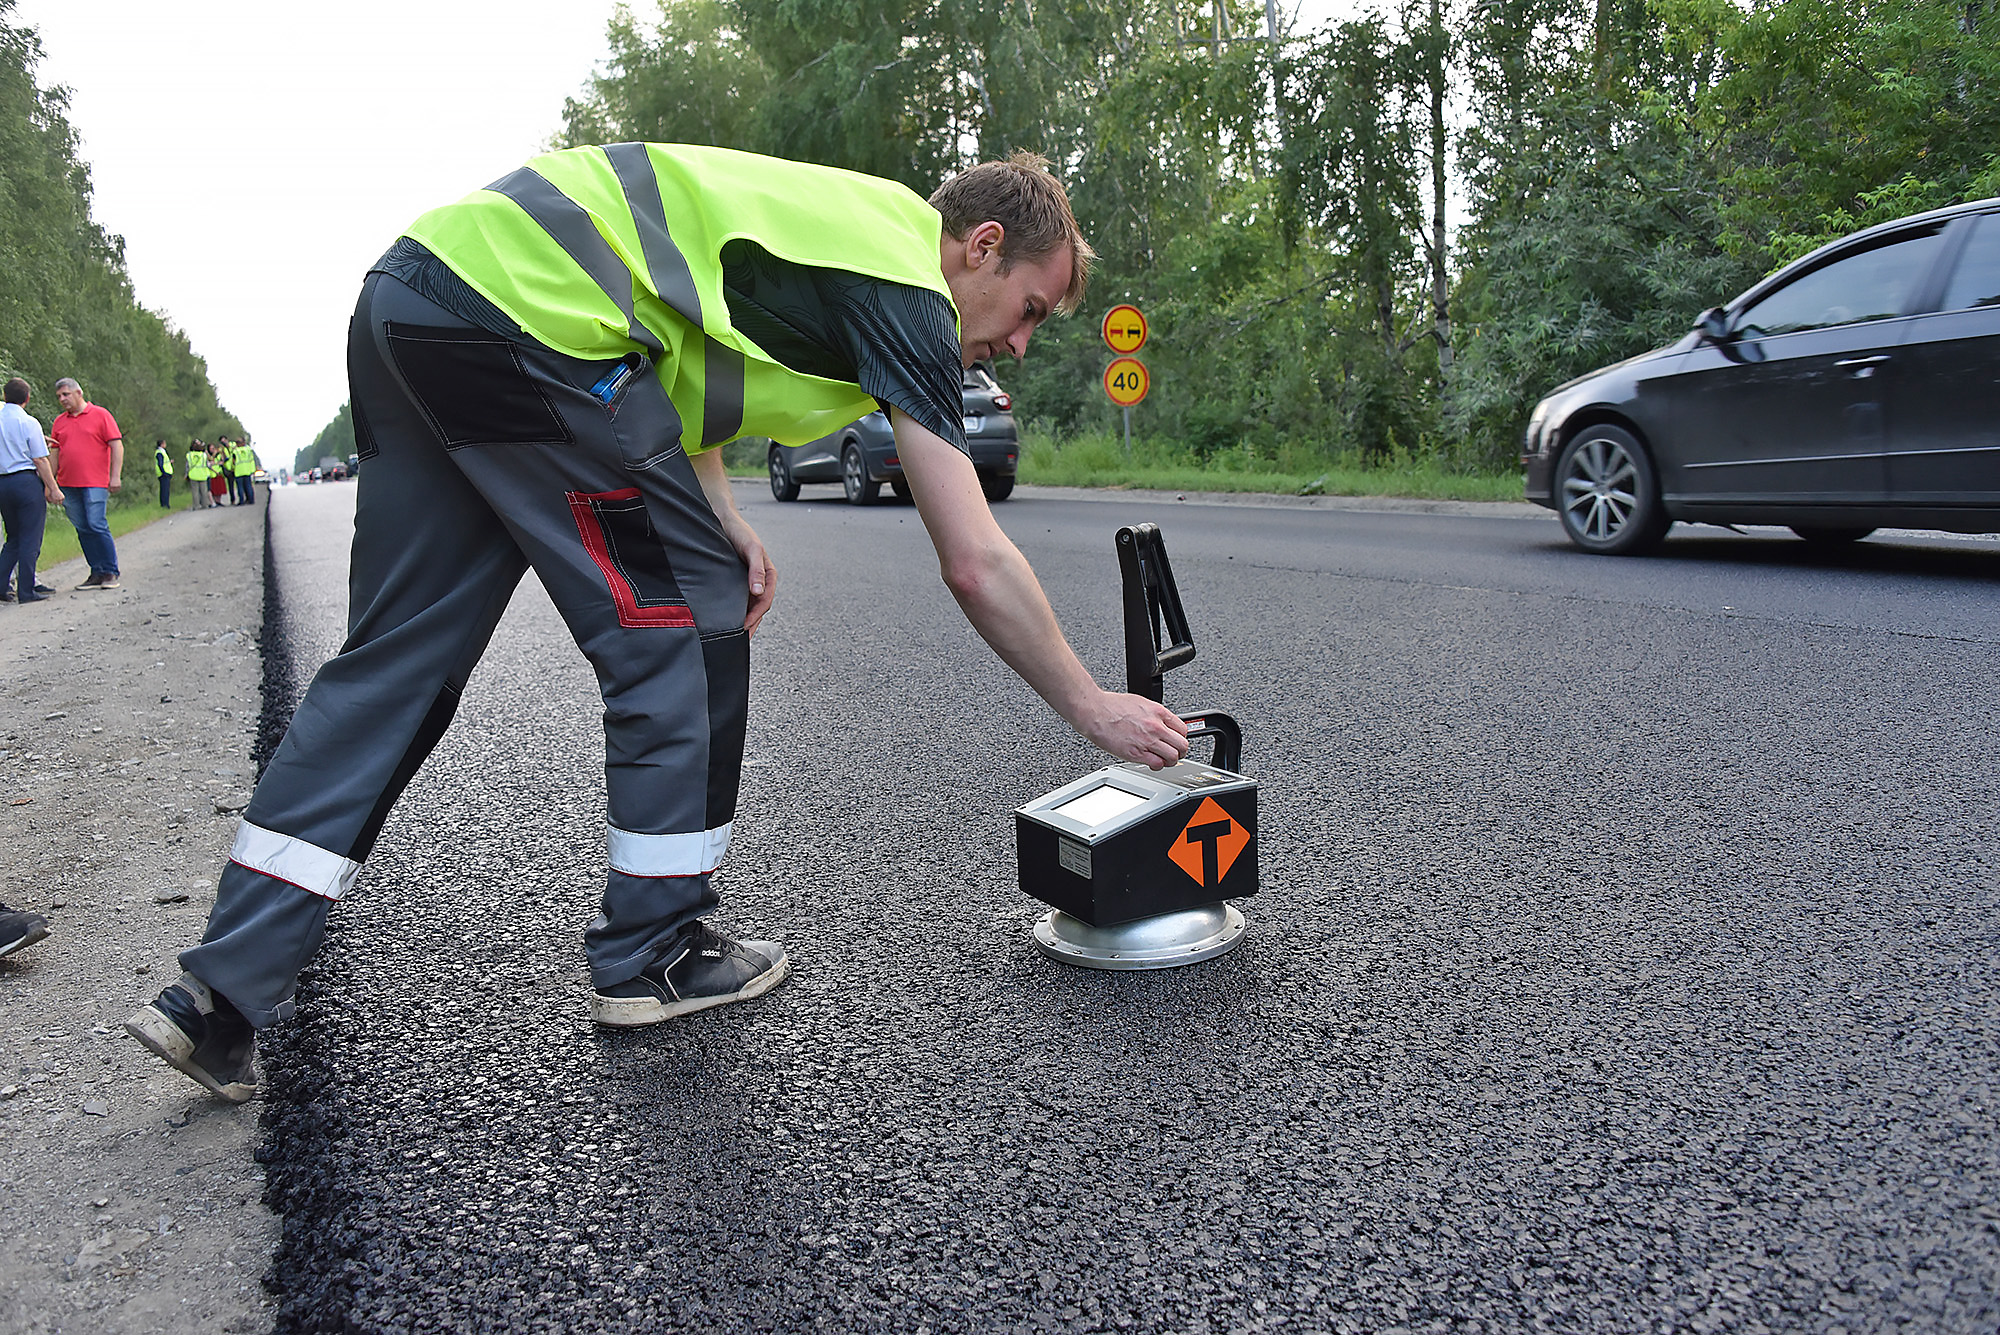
[{"left": 0, "top": 377, "right": 62, "bottom": 603}]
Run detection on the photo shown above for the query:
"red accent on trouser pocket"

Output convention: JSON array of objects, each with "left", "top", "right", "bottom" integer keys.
[{"left": 567, "top": 487, "right": 697, "bottom": 629}]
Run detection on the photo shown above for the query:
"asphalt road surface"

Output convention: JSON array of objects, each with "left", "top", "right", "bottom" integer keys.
[{"left": 253, "top": 481, "right": 1999, "bottom": 1334}]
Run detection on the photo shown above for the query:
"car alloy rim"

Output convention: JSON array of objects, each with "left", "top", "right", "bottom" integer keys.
[
  {"left": 843, "top": 450, "right": 862, "bottom": 492},
  {"left": 1561, "top": 436, "right": 1639, "bottom": 542}
]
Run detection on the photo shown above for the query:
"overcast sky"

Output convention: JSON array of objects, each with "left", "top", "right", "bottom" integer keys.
[{"left": 14, "top": 0, "right": 1348, "bottom": 455}]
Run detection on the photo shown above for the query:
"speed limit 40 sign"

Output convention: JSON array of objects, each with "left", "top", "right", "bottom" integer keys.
[{"left": 1103, "top": 357, "right": 1150, "bottom": 406}]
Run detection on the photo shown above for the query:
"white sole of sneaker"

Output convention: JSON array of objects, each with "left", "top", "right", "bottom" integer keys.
[
  {"left": 588, "top": 952, "right": 792, "bottom": 1027},
  {"left": 124, "top": 1006, "right": 257, "bottom": 1103}
]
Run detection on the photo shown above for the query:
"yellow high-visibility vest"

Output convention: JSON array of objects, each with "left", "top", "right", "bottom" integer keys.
[{"left": 404, "top": 143, "right": 956, "bottom": 454}]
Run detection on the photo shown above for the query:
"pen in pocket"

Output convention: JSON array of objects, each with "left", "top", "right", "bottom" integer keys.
[{"left": 590, "top": 357, "right": 640, "bottom": 405}]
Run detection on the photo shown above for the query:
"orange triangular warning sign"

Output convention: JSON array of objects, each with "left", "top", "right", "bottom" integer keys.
[{"left": 1167, "top": 796, "right": 1249, "bottom": 889}]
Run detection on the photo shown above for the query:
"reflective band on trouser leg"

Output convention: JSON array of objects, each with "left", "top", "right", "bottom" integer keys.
[
  {"left": 230, "top": 820, "right": 363, "bottom": 900},
  {"left": 607, "top": 822, "right": 732, "bottom": 878}
]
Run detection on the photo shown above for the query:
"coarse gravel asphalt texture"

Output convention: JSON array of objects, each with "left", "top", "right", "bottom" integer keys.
[{"left": 249, "top": 482, "right": 1999, "bottom": 1335}]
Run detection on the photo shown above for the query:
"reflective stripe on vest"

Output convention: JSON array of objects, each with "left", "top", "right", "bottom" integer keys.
[
  {"left": 490, "top": 165, "right": 666, "bottom": 359},
  {"left": 599, "top": 143, "right": 744, "bottom": 446},
  {"left": 484, "top": 163, "right": 746, "bottom": 449},
  {"left": 403, "top": 143, "right": 953, "bottom": 455}
]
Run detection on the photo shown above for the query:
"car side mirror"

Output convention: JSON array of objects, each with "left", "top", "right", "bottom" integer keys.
[{"left": 1696, "top": 307, "right": 1734, "bottom": 343}]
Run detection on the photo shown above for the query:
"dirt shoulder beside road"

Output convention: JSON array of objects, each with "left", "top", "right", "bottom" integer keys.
[{"left": 1, "top": 501, "right": 277, "bottom": 1334}]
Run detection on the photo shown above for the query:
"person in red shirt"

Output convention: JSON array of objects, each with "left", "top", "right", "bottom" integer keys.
[{"left": 49, "top": 378, "right": 122, "bottom": 589}]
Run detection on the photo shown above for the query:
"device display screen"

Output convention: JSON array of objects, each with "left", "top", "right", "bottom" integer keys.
[{"left": 1052, "top": 784, "right": 1148, "bottom": 827}]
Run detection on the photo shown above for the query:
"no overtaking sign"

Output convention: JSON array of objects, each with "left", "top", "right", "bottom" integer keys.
[{"left": 1101, "top": 304, "right": 1147, "bottom": 354}]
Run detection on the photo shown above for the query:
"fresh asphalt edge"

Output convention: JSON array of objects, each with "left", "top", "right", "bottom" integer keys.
[
  {"left": 242, "top": 499, "right": 371, "bottom": 1334},
  {"left": 251, "top": 499, "right": 301, "bottom": 780}
]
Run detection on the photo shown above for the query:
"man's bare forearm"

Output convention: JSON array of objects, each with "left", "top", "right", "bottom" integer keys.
[
  {"left": 935, "top": 527, "right": 1099, "bottom": 724},
  {"left": 891, "top": 410, "right": 1188, "bottom": 767},
  {"left": 690, "top": 445, "right": 776, "bottom": 632}
]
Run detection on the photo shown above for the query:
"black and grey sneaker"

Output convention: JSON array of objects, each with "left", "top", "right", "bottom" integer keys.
[
  {"left": 0, "top": 903, "right": 49, "bottom": 959},
  {"left": 75, "top": 571, "right": 106, "bottom": 590},
  {"left": 124, "top": 973, "right": 258, "bottom": 1102},
  {"left": 590, "top": 921, "right": 790, "bottom": 1027}
]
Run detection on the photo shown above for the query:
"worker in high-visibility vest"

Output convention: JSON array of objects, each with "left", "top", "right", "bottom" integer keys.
[
  {"left": 183, "top": 441, "right": 211, "bottom": 510},
  {"left": 129, "top": 143, "right": 1187, "bottom": 1104},
  {"left": 217, "top": 436, "right": 239, "bottom": 505},
  {"left": 153, "top": 439, "right": 173, "bottom": 508},
  {"left": 231, "top": 440, "right": 258, "bottom": 505}
]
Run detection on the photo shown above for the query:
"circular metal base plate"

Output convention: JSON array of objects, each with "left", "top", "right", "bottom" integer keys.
[{"left": 1031, "top": 903, "right": 1247, "bottom": 971}]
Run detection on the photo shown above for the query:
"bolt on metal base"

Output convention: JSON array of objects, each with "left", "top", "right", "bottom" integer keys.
[{"left": 1031, "top": 902, "right": 1246, "bottom": 971}]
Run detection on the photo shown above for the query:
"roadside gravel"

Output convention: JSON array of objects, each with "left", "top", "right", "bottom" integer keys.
[{"left": 1, "top": 500, "right": 277, "bottom": 1334}]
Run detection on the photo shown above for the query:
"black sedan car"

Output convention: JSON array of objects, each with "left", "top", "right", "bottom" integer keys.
[
  {"left": 1525, "top": 198, "right": 2000, "bottom": 553},
  {"left": 767, "top": 362, "right": 1019, "bottom": 505}
]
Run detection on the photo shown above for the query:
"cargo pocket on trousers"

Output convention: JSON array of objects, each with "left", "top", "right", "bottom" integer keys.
[
  {"left": 567, "top": 488, "right": 696, "bottom": 629},
  {"left": 584, "top": 354, "right": 688, "bottom": 473},
  {"left": 385, "top": 323, "right": 576, "bottom": 450}
]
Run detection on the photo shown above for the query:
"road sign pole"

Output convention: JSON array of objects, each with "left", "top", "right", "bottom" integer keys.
[{"left": 1123, "top": 406, "right": 1131, "bottom": 455}]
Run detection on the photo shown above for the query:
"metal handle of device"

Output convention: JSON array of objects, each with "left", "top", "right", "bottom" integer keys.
[
  {"left": 1179, "top": 711, "right": 1242, "bottom": 773},
  {"left": 1118, "top": 523, "right": 1195, "bottom": 701}
]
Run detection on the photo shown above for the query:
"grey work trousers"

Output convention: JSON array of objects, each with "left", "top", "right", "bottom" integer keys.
[{"left": 182, "top": 271, "right": 751, "bottom": 1027}]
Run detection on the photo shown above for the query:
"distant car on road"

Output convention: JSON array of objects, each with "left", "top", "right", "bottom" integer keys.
[
  {"left": 768, "top": 362, "right": 1019, "bottom": 505},
  {"left": 1525, "top": 197, "right": 2000, "bottom": 553}
]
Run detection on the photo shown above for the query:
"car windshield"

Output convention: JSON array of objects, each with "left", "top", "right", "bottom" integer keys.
[{"left": 1736, "top": 226, "right": 1946, "bottom": 337}]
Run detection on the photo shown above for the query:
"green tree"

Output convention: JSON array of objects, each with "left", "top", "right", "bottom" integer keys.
[
  {"left": 1448, "top": 0, "right": 1754, "bottom": 466},
  {"left": 0, "top": 1, "right": 242, "bottom": 492},
  {"left": 299, "top": 401, "right": 355, "bottom": 476},
  {"left": 558, "top": 0, "right": 2000, "bottom": 478},
  {"left": 1697, "top": 0, "right": 2000, "bottom": 262}
]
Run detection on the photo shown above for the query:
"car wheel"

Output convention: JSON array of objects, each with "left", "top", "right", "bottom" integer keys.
[
  {"left": 1791, "top": 525, "right": 1875, "bottom": 545},
  {"left": 1555, "top": 425, "right": 1669, "bottom": 555},
  {"left": 768, "top": 446, "right": 800, "bottom": 502},
  {"left": 980, "top": 473, "right": 1015, "bottom": 502},
  {"left": 842, "top": 443, "right": 879, "bottom": 505},
  {"left": 889, "top": 478, "right": 912, "bottom": 501}
]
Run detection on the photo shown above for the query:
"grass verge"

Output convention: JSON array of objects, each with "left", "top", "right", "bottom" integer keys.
[
  {"left": 1016, "top": 428, "right": 1521, "bottom": 500},
  {"left": 27, "top": 495, "right": 187, "bottom": 571},
  {"left": 725, "top": 430, "right": 1522, "bottom": 503}
]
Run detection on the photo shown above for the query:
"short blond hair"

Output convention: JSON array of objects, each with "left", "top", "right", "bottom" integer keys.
[{"left": 930, "top": 151, "right": 1095, "bottom": 314}]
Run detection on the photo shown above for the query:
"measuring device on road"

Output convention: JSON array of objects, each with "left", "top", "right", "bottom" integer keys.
[{"left": 1015, "top": 524, "right": 1258, "bottom": 969}]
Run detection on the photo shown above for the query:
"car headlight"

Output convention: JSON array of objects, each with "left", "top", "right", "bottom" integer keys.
[{"left": 1524, "top": 400, "right": 1551, "bottom": 455}]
